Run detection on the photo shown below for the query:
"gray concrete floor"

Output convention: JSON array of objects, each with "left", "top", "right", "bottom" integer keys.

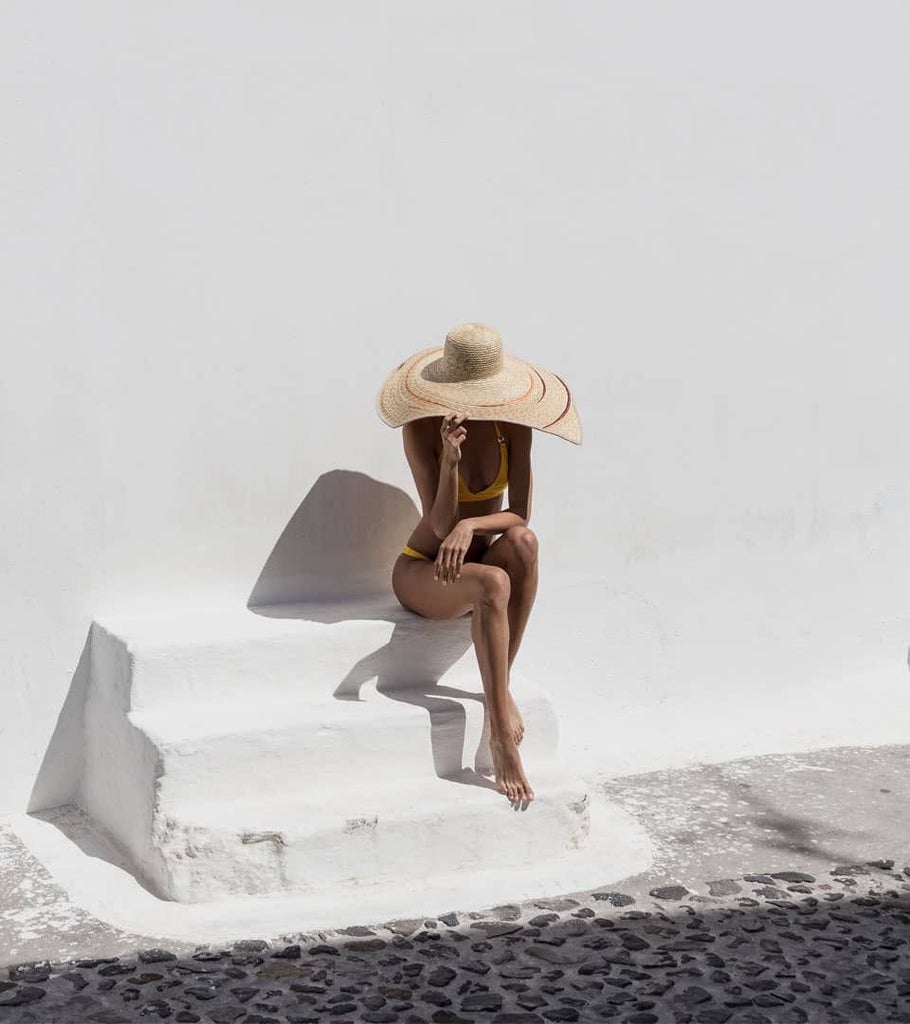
[
  {"left": 588, "top": 742, "right": 910, "bottom": 903},
  {"left": 2, "top": 743, "right": 908, "bottom": 972}
]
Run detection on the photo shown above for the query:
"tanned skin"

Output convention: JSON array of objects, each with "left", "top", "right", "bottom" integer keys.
[{"left": 391, "top": 412, "right": 539, "bottom": 803}]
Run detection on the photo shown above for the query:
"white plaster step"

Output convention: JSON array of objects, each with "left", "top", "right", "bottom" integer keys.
[
  {"left": 127, "top": 673, "right": 560, "bottom": 802},
  {"left": 10, "top": 797, "right": 654, "bottom": 942},
  {"left": 93, "top": 599, "right": 489, "bottom": 709},
  {"left": 151, "top": 760, "right": 599, "bottom": 903}
]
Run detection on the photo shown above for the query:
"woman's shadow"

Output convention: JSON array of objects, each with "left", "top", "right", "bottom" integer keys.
[{"left": 248, "top": 469, "right": 499, "bottom": 790}]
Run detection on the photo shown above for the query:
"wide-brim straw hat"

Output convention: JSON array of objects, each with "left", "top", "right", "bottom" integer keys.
[{"left": 376, "top": 322, "right": 581, "bottom": 444}]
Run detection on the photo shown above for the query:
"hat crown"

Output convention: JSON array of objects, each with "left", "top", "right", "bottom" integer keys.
[{"left": 442, "top": 323, "right": 504, "bottom": 381}]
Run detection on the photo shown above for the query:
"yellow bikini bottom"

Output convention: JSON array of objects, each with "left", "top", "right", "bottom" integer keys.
[{"left": 401, "top": 544, "right": 432, "bottom": 561}]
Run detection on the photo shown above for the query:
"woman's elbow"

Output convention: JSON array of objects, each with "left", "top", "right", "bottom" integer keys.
[{"left": 429, "top": 514, "right": 456, "bottom": 539}]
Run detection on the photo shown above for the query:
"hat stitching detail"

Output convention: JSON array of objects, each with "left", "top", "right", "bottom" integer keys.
[
  {"left": 543, "top": 374, "right": 573, "bottom": 427},
  {"left": 531, "top": 365, "right": 547, "bottom": 402}
]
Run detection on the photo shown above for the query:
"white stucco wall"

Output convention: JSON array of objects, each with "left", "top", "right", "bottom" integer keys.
[{"left": 3, "top": 2, "right": 910, "bottom": 816}]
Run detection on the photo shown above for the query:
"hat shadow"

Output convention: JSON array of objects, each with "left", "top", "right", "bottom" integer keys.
[{"left": 247, "top": 469, "right": 497, "bottom": 791}]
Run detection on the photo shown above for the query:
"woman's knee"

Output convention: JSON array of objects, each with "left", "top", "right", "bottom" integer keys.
[
  {"left": 474, "top": 564, "right": 511, "bottom": 607},
  {"left": 506, "top": 526, "right": 539, "bottom": 567}
]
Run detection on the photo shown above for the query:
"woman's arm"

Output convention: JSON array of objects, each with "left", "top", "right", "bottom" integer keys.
[
  {"left": 431, "top": 446, "right": 460, "bottom": 539},
  {"left": 402, "top": 416, "right": 462, "bottom": 539},
  {"left": 462, "top": 509, "right": 527, "bottom": 535}
]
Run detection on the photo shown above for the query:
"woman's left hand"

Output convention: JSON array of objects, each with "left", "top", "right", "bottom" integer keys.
[{"left": 435, "top": 521, "right": 474, "bottom": 585}]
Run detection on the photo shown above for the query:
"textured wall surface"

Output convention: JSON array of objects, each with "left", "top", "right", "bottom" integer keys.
[{"left": 3, "top": 2, "right": 910, "bottom": 815}]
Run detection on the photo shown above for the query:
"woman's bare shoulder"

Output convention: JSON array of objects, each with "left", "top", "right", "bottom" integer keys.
[
  {"left": 403, "top": 415, "right": 440, "bottom": 436},
  {"left": 402, "top": 416, "right": 441, "bottom": 453},
  {"left": 500, "top": 420, "right": 531, "bottom": 444}
]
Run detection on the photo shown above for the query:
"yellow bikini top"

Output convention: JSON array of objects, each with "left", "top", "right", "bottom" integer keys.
[{"left": 438, "top": 420, "right": 509, "bottom": 502}]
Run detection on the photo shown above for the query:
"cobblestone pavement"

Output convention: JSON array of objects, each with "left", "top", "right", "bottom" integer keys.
[
  {"left": 2, "top": 744, "right": 909, "bottom": 1022},
  {"left": 2, "top": 862, "right": 910, "bottom": 1023}
]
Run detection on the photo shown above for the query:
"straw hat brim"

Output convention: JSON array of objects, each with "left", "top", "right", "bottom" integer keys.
[{"left": 376, "top": 346, "right": 581, "bottom": 445}]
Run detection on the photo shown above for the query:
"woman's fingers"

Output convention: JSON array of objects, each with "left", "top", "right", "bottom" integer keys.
[
  {"left": 434, "top": 543, "right": 468, "bottom": 584},
  {"left": 442, "top": 415, "right": 468, "bottom": 441},
  {"left": 449, "top": 544, "right": 460, "bottom": 582},
  {"left": 442, "top": 412, "right": 468, "bottom": 435},
  {"left": 436, "top": 546, "right": 452, "bottom": 585},
  {"left": 444, "top": 546, "right": 457, "bottom": 584}
]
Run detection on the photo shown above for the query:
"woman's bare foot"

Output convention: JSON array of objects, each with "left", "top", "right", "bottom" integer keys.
[
  {"left": 490, "top": 733, "right": 534, "bottom": 802},
  {"left": 507, "top": 692, "right": 525, "bottom": 746}
]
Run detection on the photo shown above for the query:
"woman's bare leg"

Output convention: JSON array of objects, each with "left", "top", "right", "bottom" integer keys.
[
  {"left": 482, "top": 526, "right": 539, "bottom": 669},
  {"left": 480, "top": 526, "right": 540, "bottom": 744},
  {"left": 392, "top": 556, "right": 534, "bottom": 802},
  {"left": 468, "top": 567, "right": 534, "bottom": 801}
]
